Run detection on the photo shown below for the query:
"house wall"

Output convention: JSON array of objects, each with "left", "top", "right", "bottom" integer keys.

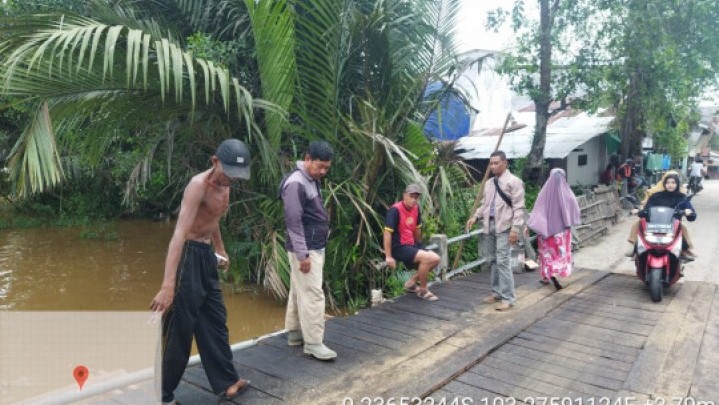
[{"left": 566, "top": 136, "right": 607, "bottom": 187}]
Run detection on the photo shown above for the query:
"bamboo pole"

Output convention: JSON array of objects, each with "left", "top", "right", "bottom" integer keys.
[{"left": 451, "top": 112, "right": 512, "bottom": 271}]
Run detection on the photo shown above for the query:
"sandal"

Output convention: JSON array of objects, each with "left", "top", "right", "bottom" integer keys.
[
  {"left": 404, "top": 283, "right": 419, "bottom": 293},
  {"left": 417, "top": 289, "right": 439, "bottom": 301}
]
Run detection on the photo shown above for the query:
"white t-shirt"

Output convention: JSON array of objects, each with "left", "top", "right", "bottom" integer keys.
[{"left": 690, "top": 162, "right": 704, "bottom": 177}]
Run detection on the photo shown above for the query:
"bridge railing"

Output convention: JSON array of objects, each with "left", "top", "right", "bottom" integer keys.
[
  {"left": 374, "top": 226, "right": 538, "bottom": 289},
  {"left": 426, "top": 229, "right": 487, "bottom": 281},
  {"left": 373, "top": 228, "right": 489, "bottom": 284}
]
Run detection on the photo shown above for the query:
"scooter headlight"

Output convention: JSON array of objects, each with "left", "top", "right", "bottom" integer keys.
[{"left": 645, "top": 233, "right": 673, "bottom": 245}]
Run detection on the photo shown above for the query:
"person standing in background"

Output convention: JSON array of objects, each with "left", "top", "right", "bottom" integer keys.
[
  {"left": 466, "top": 151, "right": 526, "bottom": 311},
  {"left": 150, "top": 139, "right": 251, "bottom": 404},
  {"left": 280, "top": 141, "right": 337, "bottom": 361},
  {"left": 527, "top": 168, "right": 582, "bottom": 290}
]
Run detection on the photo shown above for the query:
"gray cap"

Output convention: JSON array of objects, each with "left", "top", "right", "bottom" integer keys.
[
  {"left": 216, "top": 139, "right": 250, "bottom": 180},
  {"left": 404, "top": 183, "right": 422, "bottom": 194}
]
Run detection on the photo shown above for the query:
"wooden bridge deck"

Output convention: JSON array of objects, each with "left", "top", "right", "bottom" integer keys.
[{"left": 97, "top": 267, "right": 719, "bottom": 404}]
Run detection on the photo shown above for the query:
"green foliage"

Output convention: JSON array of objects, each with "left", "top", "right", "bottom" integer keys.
[
  {"left": 186, "top": 32, "right": 241, "bottom": 70},
  {"left": 0, "top": 0, "right": 87, "bottom": 15},
  {"left": 490, "top": 0, "right": 719, "bottom": 167},
  {"left": 0, "top": 0, "right": 476, "bottom": 309}
]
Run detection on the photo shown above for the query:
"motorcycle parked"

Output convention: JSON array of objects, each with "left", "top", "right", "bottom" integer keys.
[
  {"left": 635, "top": 195, "right": 694, "bottom": 302},
  {"left": 687, "top": 176, "right": 703, "bottom": 195}
]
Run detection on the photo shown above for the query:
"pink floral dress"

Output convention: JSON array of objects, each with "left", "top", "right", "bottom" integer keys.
[{"left": 537, "top": 228, "right": 573, "bottom": 280}]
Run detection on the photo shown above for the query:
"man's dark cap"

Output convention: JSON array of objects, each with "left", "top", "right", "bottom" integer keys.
[{"left": 216, "top": 139, "right": 250, "bottom": 180}]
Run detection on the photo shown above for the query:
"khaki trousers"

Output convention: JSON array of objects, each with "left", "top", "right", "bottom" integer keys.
[{"left": 285, "top": 250, "right": 326, "bottom": 345}]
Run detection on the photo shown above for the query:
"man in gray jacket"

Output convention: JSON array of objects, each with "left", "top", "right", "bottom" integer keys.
[{"left": 280, "top": 140, "right": 336, "bottom": 360}]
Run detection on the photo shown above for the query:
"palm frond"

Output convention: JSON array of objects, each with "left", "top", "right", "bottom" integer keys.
[
  {"left": 292, "top": 0, "right": 351, "bottom": 143},
  {"left": 0, "top": 14, "right": 259, "bottom": 117},
  {"left": 7, "top": 101, "right": 64, "bottom": 197},
  {"left": 263, "top": 231, "right": 289, "bottom": 300},
  {"left": 245, "top": 0, "right": 295, "bottom": 183}
]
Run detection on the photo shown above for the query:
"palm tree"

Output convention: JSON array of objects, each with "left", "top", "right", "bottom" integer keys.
[
  {"left": 0, "top": 1, "right": 274, "bottom": 195},
  {"left": 0, "top": 0, "right": 474, "bottom": 305}
]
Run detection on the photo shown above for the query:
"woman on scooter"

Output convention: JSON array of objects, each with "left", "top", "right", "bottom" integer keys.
[
  {"left": 627, "top": 171, "right": 696, "bottom": 259},
  {"left": 638, "top": 173, "right": 697, "bottom": 259}
]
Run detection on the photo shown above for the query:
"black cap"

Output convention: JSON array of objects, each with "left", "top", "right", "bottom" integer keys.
[{"left": 216, "top": 139, "right": 250, "bottom": 180}]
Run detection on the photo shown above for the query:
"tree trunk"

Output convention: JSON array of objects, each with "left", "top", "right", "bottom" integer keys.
[
  {"left": 523, "top": 0, "right": 554, "bottom": 184},
  {"left": 620, "top": 70, "right": 644, "bottom": 160}
]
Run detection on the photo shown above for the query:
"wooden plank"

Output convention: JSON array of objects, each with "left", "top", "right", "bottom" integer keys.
[
  {"left": 416, "top": 295, "right": 476, "bottom": 312},
  {"left": 230, "top": 344, "right": 331, "bottom": 388},
  {"left": 450, "top": 277, "right": 492, "bottom": 289},
  {"left": 181, "top": 367, "right": 286, "bottom": 404},
  {"left": 323, "top": 329, "right": 391, "bottom": 355},
  {"left": 622, "top": 283, "right": 699, "bottom": 395},
  {"left": 344, "top": 312, "right": 427, "bottom": 338},
  {"left": 260, "top": 334, "right": 369, "bottom": 364},
  {"left": 457, "top": 370, "right": 549, "bottom": 399},
  {"left": 652, "top": 283, "right": 716, "bottom": 397},
  {"left": 508, "top": 334, "right": 633, "bottom": 372},
  {"left": 497, "top": 344, "right": 631, "bottom": 382},
  {"left": 312, "top": 270, "right": 611, "bottom": 403},
  {"left": 336, "top": 317, "right": 416, "bottom": 342},
  {"left": 326, "top": 321, "right": 406, "bottom": 350},
  {"left": 358, "top": 303, "right": 442, "bottom": 331},
  {"left": 564, "top": 300, "right": 663, "bottom": 324},
  {"left": 425, "top": 283, "right": 488, "bottom": 305},
  {"left": 485, "top": 352, "right": 624, "bottom": 391},
  {"left": 575, "top": 291, "right": 670, "bottom": 312},
  {"left": 532, "top": 318, "right": 648, "bottom": 348},
  {"left": 461, "top": 272, "right": 491, "bottom": 284},
  {"left": 439, "top": 380, "right": 506, "bottom": 400},
  {"left": 550, "top": 308, "right": 654, "bottom": 336},
  {"left": 354, "top": 307, "right": 445, "bottom": 333},
  {"left": 438, "top": 280, "right": 493, "bottom": 295},
  {"left": 527, "top": 322, "right": 645, "bottom": 354},
  {"left": 593, "top": 277, "right": 652, "bottom": 290},
  {"left": 379, "top": 299, "right": 461, "bottom": 321},
  {"left": 185, "top": 361, "right": 302, "bottom": 401},
  {"left": 516, "top": 331, "right": 638, "bottom": 363},
  {"left": 173, "top": 381, "right": 238, "bottom": 405},
  {"left": 469, "top": 362, "right": 615, "bottom": 398}
]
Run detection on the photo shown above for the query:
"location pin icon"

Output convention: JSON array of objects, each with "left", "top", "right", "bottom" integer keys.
[{"left": 73, "top": 365, "right": 89, "bottom": 390}]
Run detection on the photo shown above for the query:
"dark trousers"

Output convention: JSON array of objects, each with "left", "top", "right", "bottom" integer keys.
[{"left": 161, "top": 241, "right": 238, "bottom": 402}]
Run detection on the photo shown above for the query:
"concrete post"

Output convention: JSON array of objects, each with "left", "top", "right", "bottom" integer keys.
[{"left": 429, "top": 234, "right": 448, "bottom": 281}]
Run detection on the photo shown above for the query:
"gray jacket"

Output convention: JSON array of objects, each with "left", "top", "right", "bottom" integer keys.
[{"left": 280, "top": 161, "right": 329, "bottom": 260}]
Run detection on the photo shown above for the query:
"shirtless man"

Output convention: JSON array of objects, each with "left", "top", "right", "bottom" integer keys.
[{"left": 150, "top": 139, "right": 250, "bottom": 404}]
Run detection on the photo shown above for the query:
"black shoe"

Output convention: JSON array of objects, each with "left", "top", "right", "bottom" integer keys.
[
  {"left": 680, "top": 255, "right": 695, "bottom": 262},
  {"left": 550, "top": 276, "right": 564, "bottom": 290}
]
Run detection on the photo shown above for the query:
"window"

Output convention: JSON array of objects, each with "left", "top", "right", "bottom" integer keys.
[{"left": 578, "top": 154, "right": 588, "bottom": 166}]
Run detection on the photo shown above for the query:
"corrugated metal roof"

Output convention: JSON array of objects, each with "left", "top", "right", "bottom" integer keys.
[{"left": 454, "top": 112, "right": 614, "bottom": 160}]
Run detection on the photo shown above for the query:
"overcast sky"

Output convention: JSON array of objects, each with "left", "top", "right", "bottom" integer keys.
[
  {"left": 456, "top": 0, "right": 538, "bottom": 53},
  {"left": 456, "top": 0, "right": 507, "bottom": 52}
]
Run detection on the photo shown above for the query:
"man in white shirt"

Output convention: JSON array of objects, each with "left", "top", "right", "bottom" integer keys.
[{"left": 688, "top": 156, "right": 706, "bottom": 192}]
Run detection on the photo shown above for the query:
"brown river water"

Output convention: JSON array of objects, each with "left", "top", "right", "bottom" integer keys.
[{"left": 0, "top": 220, "right": 286, "bottom": 345}]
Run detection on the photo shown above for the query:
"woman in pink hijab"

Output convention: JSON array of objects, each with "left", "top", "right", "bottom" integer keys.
[{"left": 527, "top": 168, "right": 582, "bottom": 289}]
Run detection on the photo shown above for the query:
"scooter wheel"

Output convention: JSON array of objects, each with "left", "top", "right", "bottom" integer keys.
[{"left": 648, "top": 268, "right": 663, "bottom": 302}]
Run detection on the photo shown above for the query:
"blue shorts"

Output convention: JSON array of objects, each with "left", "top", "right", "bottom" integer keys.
[{"left": 392, "top": 243, "right": 426, "bottom": 270}]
